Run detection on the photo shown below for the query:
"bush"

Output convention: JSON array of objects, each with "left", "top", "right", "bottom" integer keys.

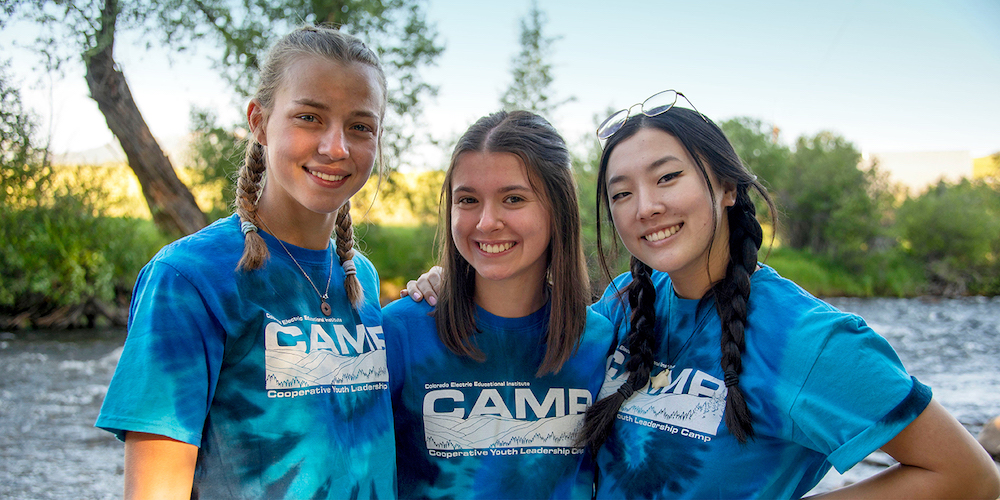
[
  {"left": 896, "top": 179, "right": 1000, "bottom": 295},
  {"left": 355, "top": 223, "right": 438, "bottom": 304}
]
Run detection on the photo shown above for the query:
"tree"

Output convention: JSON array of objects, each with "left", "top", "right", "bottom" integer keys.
[
  {"left": 780, "top": 131, "right": 889, "bottom": 266},
  {"left": 6, "top": 0, "right": 209, "bottom": 236},
  {"left": 499, "top": 0, "right": 572, "bottom": 116},
  {"left": 896, "top": 179, "right": 1000, "bottom": 294}
]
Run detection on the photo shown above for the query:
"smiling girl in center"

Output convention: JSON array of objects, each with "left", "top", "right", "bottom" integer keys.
[{"left": 383, "top": 110, "right": 615, "bottom": 499}]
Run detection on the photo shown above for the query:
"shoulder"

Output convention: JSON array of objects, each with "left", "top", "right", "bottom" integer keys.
[
  {"left": 151, "top": 215, "right": 244, "bottom": 272},
  {"left": 582, "top": 306, "right": 617, "bottom": 351},
  {"left": 750, "top": 265, "right": 859, "bottom": 329},
  {"left": 382, "top": 298, "right": 435, "bottom": 327}
]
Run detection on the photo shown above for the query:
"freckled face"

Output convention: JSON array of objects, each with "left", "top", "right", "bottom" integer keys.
[
  {"left": 606, "top": 128, "right": 735, "bottom": 296},
  {"left": 450, "top": 151, "right": 552, "bottom": 289},
  {"left": 249, "top": 56, "right": 383, "bottom": 223}
]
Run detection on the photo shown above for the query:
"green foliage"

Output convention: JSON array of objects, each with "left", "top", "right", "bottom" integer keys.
[
  {"left": 765, "top": 246, "right": 923, "bottom": 298},
  {"left": 780, "top": 132, "right": 890, "bottom": 268},
  {"left": 572, "top": 134, "right": 627, "bottom": 296},
  {"left": 499, "top": 0, "right": 572, "bottom": 116},
  {"left": 720, "top": 117, "right": 790, "bottom": 193},
  {"left": 896, "top": 179, "right": 1000, "bottom": 295},
  {"left": 186, "top": 107, "right": 245, "bottom": 220},
  {"left": 355, "top": 223, "right": 437, "bottom": 300},
  {"left": 0, "top": 65, "right": 167, "bottom": 328},
  {"left": 1, "top": 61, "right": 49, "bottom": 209}
]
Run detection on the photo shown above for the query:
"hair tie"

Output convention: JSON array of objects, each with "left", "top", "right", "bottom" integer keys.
[
  {"left": 616, "top": 380, "right": 635, "bottom": 400},
  {"left": 342, "top": 259, "right": 357, "bottom": 277},
  {"left": 724, "top": 369, "right": 740, "bottom": 387},
  {"left": 241, "top": 221, "right": 258, "bottom": 235}
]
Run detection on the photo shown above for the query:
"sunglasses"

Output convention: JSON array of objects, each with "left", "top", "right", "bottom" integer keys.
[{"left": 596, "top": 89, "right": 707, "bottom": 141}]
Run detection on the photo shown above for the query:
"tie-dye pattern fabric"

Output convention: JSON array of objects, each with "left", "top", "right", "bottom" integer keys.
[
  {"left": 590, "top": 265, "right": 931, "bottom": 499},
  {"left": 96, "top": 215, "right": 395, "bottom": 499},
  {"left": 383, "top": 299, "right": 615, "bottom": 499}
]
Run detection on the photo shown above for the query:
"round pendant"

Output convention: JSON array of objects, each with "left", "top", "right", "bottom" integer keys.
[{"left": 321, "top": 300, "right": 332, "bottom": 316}]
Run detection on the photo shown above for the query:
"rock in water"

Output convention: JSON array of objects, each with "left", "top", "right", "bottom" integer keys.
[{"left": 979, "top": 416, "right": 1000, "bottom": 459}]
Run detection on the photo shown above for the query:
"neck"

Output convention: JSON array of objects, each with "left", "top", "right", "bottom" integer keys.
[
  {"left": 256, "top": 203, "right": 336, "bottom": 250},
  {"left": 474, "top": 276, "right": 548, "bottom": 318}
]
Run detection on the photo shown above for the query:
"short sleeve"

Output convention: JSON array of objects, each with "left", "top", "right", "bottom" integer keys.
[
  {"left": 789, "top": 314, "right": 931, "bottom": 473},
  {"left": 95, "top": 261, "right": 226, "bottom": 446}
]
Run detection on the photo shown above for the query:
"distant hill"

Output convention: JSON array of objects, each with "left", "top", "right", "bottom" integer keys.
[{"left": 51, "top": 135, "right": 192, "bottom": 166}]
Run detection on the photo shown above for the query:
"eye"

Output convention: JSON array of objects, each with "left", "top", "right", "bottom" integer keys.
[
  {"left": 504, "top": 194, "right": 527, "bottom": 204},
  {"left": 350, "top": 122, "right": 376, "bottom": 134},
  {"left": 658, "top": 171, "right": 681, "bottom": 183},
  {"left": 297, "top": 114, "right": 319, "bottom": 123},
  {"left": 455, "top": 196, "right": 477, "bottom": 206},
  {"left": 610, "top": 190, "right": 631, "bottom": 202}
]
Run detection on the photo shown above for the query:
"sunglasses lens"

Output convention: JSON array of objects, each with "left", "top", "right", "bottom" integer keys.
[
  {"left": 642, "top": 90, "right": 678, "bottom": 116},
  {"left": 597, "top": 109, "right": 629, "bottom": 140}
]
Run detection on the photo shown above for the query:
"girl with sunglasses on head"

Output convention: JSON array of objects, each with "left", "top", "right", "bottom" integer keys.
[
  {"left": 383, "top": 110, "right": 615, "bottom": 499},
  {"left": 404, "top": 92, "right": 999, "bottom": 499},
  {"left": 579, "top": 91, "right": 999, "bottom": 499},
  {"left": 96, "top": 26, "right": 394, "bottom": 499}
]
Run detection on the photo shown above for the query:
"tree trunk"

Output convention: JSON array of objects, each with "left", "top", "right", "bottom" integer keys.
[{"left": 84, "top": 0, "right": 207, "bottom": 236}]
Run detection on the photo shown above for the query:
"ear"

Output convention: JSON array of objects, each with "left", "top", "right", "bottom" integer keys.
[
  {"left": 721, "top": 180, "right": 738, "bottom": 208},
  {"left": 246, "top": 99, "right": 268, "bottom": 146}
]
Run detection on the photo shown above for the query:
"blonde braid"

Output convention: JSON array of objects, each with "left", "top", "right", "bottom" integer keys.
[
  {"left": 335, "top": 200, "right": 365, "bottom": 307},
  {"left": 235, "top": 141, "right": 269, "bottom": 271}
]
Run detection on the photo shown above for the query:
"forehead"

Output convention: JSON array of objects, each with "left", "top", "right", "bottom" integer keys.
[
  {"left": 607, "top": 127, "right": 693, "bottom": 176},
  {"left": 275, "top": 55, "right": 384, "bottom": 115},
  {"left": 451, "top": 151, "right": 533, "bottom": 188}
]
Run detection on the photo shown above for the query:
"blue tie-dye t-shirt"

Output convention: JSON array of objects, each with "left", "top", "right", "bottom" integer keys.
[
  {"left": 383, "top": 298, "right": 615, "bottom": 499},
  {"left": 590, "top": 265, "right": 931, "bottom": 499},
  {"left": 96, "top": 215, "right": 395, "bottom": 500}
]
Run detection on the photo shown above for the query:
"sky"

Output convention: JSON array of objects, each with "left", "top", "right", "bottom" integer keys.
[{"left": 3, "top": 0, "right": 999, "bottom": 180}]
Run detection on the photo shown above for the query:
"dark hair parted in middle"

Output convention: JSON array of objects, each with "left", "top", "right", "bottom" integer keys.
[
  {"left": 434, "top": 110, "right": 591, "bottom": 376},
  {"left": 582, "top": 106, "right": 777, "bottom": 450}
]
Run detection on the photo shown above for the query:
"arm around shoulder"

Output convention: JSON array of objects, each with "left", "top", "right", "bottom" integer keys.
[
  {"left": 124, "top": 431, "right": 198, "bottom": 500},
  {"left": 810, "top": 398, "right": 1000, "bottom": 499}
]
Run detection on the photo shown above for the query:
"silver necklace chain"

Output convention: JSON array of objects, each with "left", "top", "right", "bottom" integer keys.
[{"left": 258, "top": 217, "right": 334, "bottom": 315}]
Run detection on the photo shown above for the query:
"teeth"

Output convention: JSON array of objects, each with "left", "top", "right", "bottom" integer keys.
[
  {"left": 645, "top": 225, "right": 680, "bottom": 242},
  {"left": 479, "top": 242, "right": 514, "bottom": 254},
  {"left": 312, "top": 171, "right": 346, "bottom": 182}
]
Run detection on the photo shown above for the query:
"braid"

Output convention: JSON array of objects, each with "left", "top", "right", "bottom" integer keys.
[
  {"left": 712, "top": 190, "right": 763, "bottom": 443},
  {"left": 235, "top": 141, "right": 269, "bottom": 271},
  {"left": 580, "top": 257, "right": 658, "bottom": 452},
  {"left": 335, "top": 200, "right": 365, "bottom": 308}
]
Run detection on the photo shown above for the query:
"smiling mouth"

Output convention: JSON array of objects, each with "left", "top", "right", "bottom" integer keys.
[
  {"left": 310, "top": 170, "right": 346, "bottom": 182},
  {"left": 478, "top": 242, "right": 515, "bottom": 254},
  {"left": 644, "top": 224, "right": 681, "bottom": 242}
]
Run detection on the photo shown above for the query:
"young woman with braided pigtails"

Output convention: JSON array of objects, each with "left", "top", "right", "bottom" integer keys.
[
  {"left": 582, "top": 91, "right": 999, "bottom": 499},
  {"left": 96, "top": 26, "right": 395, "bottom": 499}
]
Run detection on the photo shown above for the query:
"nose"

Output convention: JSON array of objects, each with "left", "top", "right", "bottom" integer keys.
[
  {"left": 476, "top": 202, "right": 504, "bottom": 233},
  {"left": 636, "top": 187, "right": 664, "bottom": 220},
  {"left": 318, "top": 127, "right": 349, "bottom": 162}
]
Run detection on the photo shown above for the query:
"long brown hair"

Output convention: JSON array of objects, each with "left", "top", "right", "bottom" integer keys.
[
  {"left": 434, "top": 110, "right": 590, "bottom": 376},
  {"left": 233, "top": 26, "right": 387, "bottom": 308}
]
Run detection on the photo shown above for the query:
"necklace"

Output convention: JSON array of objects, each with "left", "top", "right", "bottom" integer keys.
[{"left": 259, "top": 217, "right": 334, "bottom": 316}]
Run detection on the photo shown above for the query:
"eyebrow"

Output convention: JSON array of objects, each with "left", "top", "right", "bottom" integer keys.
[
  {"left": 292, "top": 98, "right": 380, "bottom": 121},
  {"left": 607, "top": 155, "right": 682, "bottom": 186},
  {"left": 452, "top": 184, "right": 533, "bottom": 195}
]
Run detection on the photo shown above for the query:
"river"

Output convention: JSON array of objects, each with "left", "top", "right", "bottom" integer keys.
[{"left": 1, "top": 297, "right": 998, "bottom": 499}]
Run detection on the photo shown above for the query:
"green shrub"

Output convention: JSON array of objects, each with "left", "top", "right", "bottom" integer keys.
[{"left": 355, "top": 223, "right": 438, "bottom": 302}]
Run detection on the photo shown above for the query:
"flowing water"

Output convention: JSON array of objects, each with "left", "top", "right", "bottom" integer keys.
[{"left": 1, "top": 297, "right": 998, "bottom": 499}]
